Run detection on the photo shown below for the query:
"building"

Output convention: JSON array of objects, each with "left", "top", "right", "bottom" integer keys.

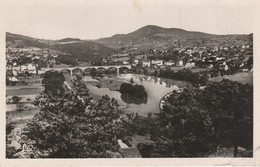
[
  {"left": 185, "top": 62, "right": 195, "bottom": 68},
  {"left": 122, "top": 61, "right": 129, "bottom": 65},
  {"left": 164, "top": 61, "right": 175, "bottom": 66},
  {"left": 177, "top": 60, "right": 183, "bottom": 66},
  {"left": 142, "top": 60, "right": 151, "bottom": 67},
  {"left": 151, "top": 59, "right": 164, "bottom": 66}
]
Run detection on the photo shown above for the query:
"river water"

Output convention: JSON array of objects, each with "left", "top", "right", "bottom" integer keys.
[{"left": 84, "top": 74, "right": 191, "bottom": 116}]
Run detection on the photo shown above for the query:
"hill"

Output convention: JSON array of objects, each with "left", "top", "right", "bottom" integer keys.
[
  {"left": 50, "top": 40, "right": 114, "bottom": 62},
  {"left": 6, "top": 32, "right": 114, "bottom": 62},
  {"left": 96, "top": 25, "right": 251, "bottom": 48},
  {"left": 58, "top": 38, "right": 82, "bottom": 42}
]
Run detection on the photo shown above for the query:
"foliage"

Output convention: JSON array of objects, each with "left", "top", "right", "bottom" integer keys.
[
  {"left": 119, "top": 83, "right": 148, "bottom": 104},
  {"left": 22, "top": 94, "right": 133, "bottom": 158},
  {"left": 130, "top": 78, "right": 134, "bottom": 84},
  {"left": 42, "top": 71, "right": 65, "bottom": 96},
  {"left": 133, "top": 67, "right": 209, "bottom": 86},
  {"left": 158, "top": 68, "right": 209, "bottom": 86},
  {"left": 6, "top": 118, "right": 17, "bottom": 158},
  {"left": 19, "top": 74, "right": 133, "bottom": 158},
  {"left": 203, "top": 79, "right": 253, "bottom": 153},
  {"left": 56, "top": 54, "right": 78, "bottom": 66},
  {"left": 12, "top": 96, "right": 20, "bottom": 104},
  {"left": 152, "top": 89, "right": 215, "bottom": 157},
  {"left": 50, "top": 41, "right": 114, "bottom": 62},
  {"left": 151, "top": 79, "right": 253, "bottom": 157}
]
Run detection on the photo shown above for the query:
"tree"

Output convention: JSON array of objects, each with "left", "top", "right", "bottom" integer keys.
[
  {"left": 119, "top": 83, "right": 148, "bottom": 104},
  {"left": 203, "top": 79, "right": 253, "bottom": 156},
  {"left": 12, "top": 96, "right": 20, "bottom": 104},
  {"left": 18, "top": 74, "right": 133, "bottom": 158},
  {"left": 42, "top": 71, "right": 65, "bottom": 96},
  {"left": 6, "top": 118, "right": 17, "bottom": 158},
  {"left": 20, "top": 93, "right": 133, "bottom": 158},
  {"left": 130, "top": 78, "right": 134, "bottom": 84},
  {"left": 152, "top": 89, "right": 216, "bottom": 157},
  {"left": 151, "top": 80, "right": 253, "bottom": 157}
]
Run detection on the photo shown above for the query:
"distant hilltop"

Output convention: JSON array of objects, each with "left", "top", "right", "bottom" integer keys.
[{"left": 95, "top": 25, "right": 252, "bottom": 48}]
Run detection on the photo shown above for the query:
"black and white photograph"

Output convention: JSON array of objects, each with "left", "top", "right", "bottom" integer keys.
[{"left": 1, "top": 0, "right": 259, "bottom": 165}]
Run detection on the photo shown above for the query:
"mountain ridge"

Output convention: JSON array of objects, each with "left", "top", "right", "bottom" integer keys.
[{"left": 95, "top": 25, "right": 251, "bottom": 48}]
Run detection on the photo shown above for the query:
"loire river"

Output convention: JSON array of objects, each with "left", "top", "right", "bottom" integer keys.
[{"left": 84, "top": 74, "right": 191, "bottom": 116}]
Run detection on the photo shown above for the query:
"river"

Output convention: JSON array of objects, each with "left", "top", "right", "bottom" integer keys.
[{"left": 84, "top": 74, "right": 191, "bottom": 116}]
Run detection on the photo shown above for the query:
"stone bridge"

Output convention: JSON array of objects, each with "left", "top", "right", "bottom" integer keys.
[{"left": 41, "top": 65, "right": 131, "bottom": 75}]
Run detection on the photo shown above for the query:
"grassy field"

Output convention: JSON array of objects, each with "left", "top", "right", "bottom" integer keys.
[
  {"left": 6, "top": 82, "right": 42, "bottom": 131},
  {"left": 6, "top": 87, "right": 41, "bottom": 96},
  {"left": 209, "top": 72, "right": 253, "bottom": 85},
  {"left": 6, "top": 103, "right": 39, "bottom": 129}
]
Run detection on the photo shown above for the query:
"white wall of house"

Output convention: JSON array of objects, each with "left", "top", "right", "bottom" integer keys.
[
  {"left": 142, "top": 61, "right": 151, "bottom": 67},
  {"left": 152, "top": 60, "right": 164, "bottom": 66}
]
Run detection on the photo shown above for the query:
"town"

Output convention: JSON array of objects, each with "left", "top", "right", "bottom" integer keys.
[
  {"left": 6, "top": 35, "right": 253, "bottom": 85},
  {"left": 6, "top": 26, "right": 253, "bottom": 159}
]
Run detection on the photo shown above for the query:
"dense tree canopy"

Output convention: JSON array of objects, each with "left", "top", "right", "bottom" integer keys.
[
  {"left": 10, "top": 70, "right": 252, "bottom": 158},
  {"left": 42, "top": 71, "right": 65, "bottom": 96},
  {"left": 17, "top": 74, "right": 134, "bottom": 158},
  {"left": 119, "top": 83, "right": 148, "bottom": 104},
  {"left": 151, "top": 79, "right": 253, "bottom": 157},
  {"left": 56, "top": 54, "right": 78, "bottom": 66}
]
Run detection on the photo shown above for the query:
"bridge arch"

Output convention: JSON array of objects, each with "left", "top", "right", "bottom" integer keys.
[
  {"left": 72, "top": 68, "right": 83, "bottom": 76},
  {"left": 107, "top": 67, "right": 118, "bottom": 74},
  {"left": 42, "top": 65, "right": 131, "bottom": 76},
  {"left": 60, "top": 69, "right": 71, "bottom": 74},
  {"left": 83, "top": 68, "right": 93, "bottom": 76},
  {"left": 95, "top": 67, "right": 107, "bottom": 76},
  {"left": 119, "top": 66, "right": 129, "bottom": 74},
  {"left": 96, "top": 67, "right": 107, "bottom": 71}
]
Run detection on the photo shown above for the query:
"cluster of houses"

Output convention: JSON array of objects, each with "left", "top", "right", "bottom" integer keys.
[
  {"left": 6, "top": 42, "right": 253, "bottom": 84},
  {"left": 132, "top": 59, "right": 191, "bottom": 68},
  {"left": 109, "top": 44, "right": 253, "bottom": 76},
  {"left": 6, "top": 49, "right": 58, "bottom": 83}
]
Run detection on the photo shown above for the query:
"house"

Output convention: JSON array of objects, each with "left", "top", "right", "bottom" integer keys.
[
  {"left": 9, "top": 76, "right": 18, "bottom": 82},
  {"left": 220, "top": 64, "right": 229, "bottom": 71},
  {"left": 122, "top": 61, "right": 129, "bottom": 65},
  {"left": 12, "top": 66, "right": 20, "bottom": 71},
  {"left": 13, "top": 70, "right": 18, "bottom": 76},
  {"left": 28, "top": 64, "right": 36, "bottom": 70},
  {"left": 142, "top": 60, "right": 151, "bottom": 67},
  {"left": 133, "top": 59, "right": 139, "bottom": 64},
  {"left": 177, "top": 60, "right": 183, "bottom": 66},
  {"left": 185, "top": 62, "right": 195, "bottom": 68},
  {"left": 242, "top": 66, "right": 249, "bottom": 72},
  {"left": 164, "top": 61, "right": 175, "bottom": 66},
  {"left": 21, "top": 65, "right": 28, "bottom": 71},
  {"left": 151, "top": 59, "right": 164, "bottom": 66}
]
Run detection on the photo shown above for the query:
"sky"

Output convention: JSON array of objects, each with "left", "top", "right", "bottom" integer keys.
[{"left": 0, "top": 0, "right": 256, "bottom": 40}]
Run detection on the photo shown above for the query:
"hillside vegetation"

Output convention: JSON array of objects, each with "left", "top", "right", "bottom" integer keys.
[
  {"left": 96, "top": 25, "right": 252, "bottom": 48},
  {"left": 6, "top": 32, "right": 114, "bottom": 63}
]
